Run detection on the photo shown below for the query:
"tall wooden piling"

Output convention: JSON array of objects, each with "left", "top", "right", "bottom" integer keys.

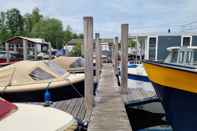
[
  {"left": 95, "top": 33, "right": 101, "bottom": 82},
  {"left": 5, "top": 43, "right": 9, "bottom": 63},
  {"left": 48, "top": 42, "right": 52, "bottom": 60},
  {"left": 23, "top": 39, "right": 28, "bottom": 60},
  {"left": 84, "top": 16, "right": 94, "bottom": 113},
  {"left": 121, "top": 24, "right": 128, "bottom": 94},
  {"left": 114, "top": 37, "right": 119, "bottom": 75}
]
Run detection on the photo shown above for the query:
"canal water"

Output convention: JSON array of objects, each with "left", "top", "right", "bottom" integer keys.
[{"left": 127, "top": 78, "right": 173, "bottom": 131}]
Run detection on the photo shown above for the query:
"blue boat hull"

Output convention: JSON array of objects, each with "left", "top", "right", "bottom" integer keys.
[
  {"left": 152, "top": 82, "right": 197, "bottom": 131},
  {"left": 128, "top": 73, "right": 149, "bottom": 82}
]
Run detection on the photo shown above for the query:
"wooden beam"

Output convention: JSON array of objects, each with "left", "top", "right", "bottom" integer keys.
[
  {"left": 48, "top": 42, "right": 52, "bottom": 60},
  {"left": 23, "top": 39, "right": 28, "bottom": 60},
  {"left": 121, "top": 24, "right": 128, "bottom": 94},
  {"left": 114, "top": 37, "right": 119, "bottom": 75},
  {"left": 34, "top": 44, "right": 37, "bottom": 60},
  {"left": 83, "top": 16, "right": 94, "bottom": 113},
  {"left": 95, "top": 33, "right": 101, "bottom": 83},
  {"left": 5, "top": 42, "right": 10, "bottom": 63}
]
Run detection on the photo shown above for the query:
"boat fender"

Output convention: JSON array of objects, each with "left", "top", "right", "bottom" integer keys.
[
  {"left": 44, "top": 81, "right": 53, "bottom": 106},
  {"left": 75, "top": 118, "right": 88, "bottom": 131}
]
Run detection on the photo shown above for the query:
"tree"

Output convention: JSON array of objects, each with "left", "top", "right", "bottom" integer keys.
[
  {"left": 31, "top": 8, "right": 42, "bottom": 27},
  {"left": 78, "top": 33, "right": 84, "bottom": 39},
  {"left": 64, "top": 25, "right": 73, "bottom": 43},
  {"left": 6, "top": 8, "right": 24, "bottom": 36},
  {"left": 31, "top": 18, "right": 64, "bottom": 49},
  {"left": 128, "top": 38, "right": 136, "bottom": 48},
  {"left": 0, "top": 11, "right": 11, "bottom": 43},
  {"left": 23, "top": 13, "right": 33, "bottom": 36},
  {"left": 69, "top": 42, "right": 81, "bottom": 56}
]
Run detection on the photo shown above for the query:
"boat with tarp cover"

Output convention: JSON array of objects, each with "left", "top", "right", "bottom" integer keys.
[
  {"left": 0, "top": 57, "right": 85, "bottom": 102},
  {"left": 144, "top": 46, "right": 197, "bottom": 131}
]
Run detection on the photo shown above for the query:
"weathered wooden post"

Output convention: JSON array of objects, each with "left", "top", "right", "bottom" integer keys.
[
  {"left": 34, "top": 44, "right": 37, "bottom": 60},
  {"left": 114, "top": 37, "right": 119, "bottom": 75},
  {"left": 95, "top": 33, "right": 101, "bottom": 82},
  {"left": 121, "top": 24, "right": 128, "bottom": 94},
  {"left": 84, "top": 16, "right": 94, "bottom": 113},
  {"left": 48, "top": 42, "right": 52, "bottom": 60},
  {"left": 13, "top": 44, "right": 17, "bottom": 52},
  {"left": 112, "top": 41, "right": 115, "bottom": 66},
  {"left": 5, "top": 42, "right": 10, "bottom": 63},
  {"left": 23, "top": 39, "right": 28, "bottom": 60}
]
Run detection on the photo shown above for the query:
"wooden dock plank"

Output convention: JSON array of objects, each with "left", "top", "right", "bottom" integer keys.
[{"left": 88, "top": 63, "right": 132, "bottom": 131}]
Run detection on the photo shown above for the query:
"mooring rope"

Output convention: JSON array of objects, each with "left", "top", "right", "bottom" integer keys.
[{"left": 2, "top": 67, "right": 16, "bottom": 95}]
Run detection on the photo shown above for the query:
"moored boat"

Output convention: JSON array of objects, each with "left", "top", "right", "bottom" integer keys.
[
  {"left": 144, "top": 46, "right": 197, "bottom": 131},
  {"left": 128, "top": 62, "right": 154, "bottom": 92},
  {"left": 0, "top": 98, "right": 77, "bottom": 131},
  {"left": 0, "top": 58, "right": 85, "bottom": 102}
]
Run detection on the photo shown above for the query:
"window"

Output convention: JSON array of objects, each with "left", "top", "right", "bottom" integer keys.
[
  {"left": 178, "top": 51, "right": 185, "bottom": 64},
  {"left": 170, "top": 50, "right": 178, "bottom": 63},
  {"left": 193, "top": 50, "right": 197, "bottom": 65},
  {"left": 29, "top": 67, "right": 55, "bottom": 80},
  {"left": 185, "top": 52, "right": 192, "bottom": 64},
  {"left": 182, "top": 37, "right": 191, "bottom": 46},
  {"left": 149, "top": 37, "right": 156, "bottom": 60},
  {"left": 45, "top": 61, "right": 65, "bottom": 76}
]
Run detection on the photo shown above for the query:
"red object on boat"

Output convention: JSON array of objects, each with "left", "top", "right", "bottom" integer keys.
[{"left": 0, "top": 99, "right": 17, "bottom": 120}]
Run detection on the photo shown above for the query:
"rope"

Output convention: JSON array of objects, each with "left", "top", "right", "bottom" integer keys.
[
  {"left": 63, "top": 73, "right": 84, "bottom": 98},
  {"left": 2, "top": 67, "right": 16, "bottom": 95}
]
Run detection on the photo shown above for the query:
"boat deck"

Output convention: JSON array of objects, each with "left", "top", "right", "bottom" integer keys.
[{"left": 88, "top": 63, "right": 132, "bottom": 131}]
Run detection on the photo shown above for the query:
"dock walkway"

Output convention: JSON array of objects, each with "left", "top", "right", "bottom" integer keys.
[{"left": 88, "top": 63, "right": 132, "bottom": 131}]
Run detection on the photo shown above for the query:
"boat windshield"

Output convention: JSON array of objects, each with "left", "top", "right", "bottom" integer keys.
[
  {"left": 69, "top": 58, "right": 85, "bottom": 68},
  {"left": 0, "top": 98, "right": 17, "bottom": 120},
  {"left": 29, "top": 67, "right": 55, "bottom": 80},
  {"left": 165, "top": 47, "right": 197, "bottom": 66},
  {"left": 44, "top": 61, "right": 65, "bottom": 76},
  {"left": 193, "top": 50, "right": 197, "bottom": 65}
]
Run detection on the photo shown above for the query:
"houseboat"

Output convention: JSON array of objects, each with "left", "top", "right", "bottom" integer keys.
[{"left": 144, "top": 46, "right": 197, "bottom": 131}]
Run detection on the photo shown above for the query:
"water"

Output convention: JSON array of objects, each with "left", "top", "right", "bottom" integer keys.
[
  {"left": 137, "top": 126, "right": 172, "bottom": 131},
  {"left": 128, "top": 78, "right": 155, "bottom": 92}
]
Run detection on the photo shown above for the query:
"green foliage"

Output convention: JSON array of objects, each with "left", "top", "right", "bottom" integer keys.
[
  {"left": 6, "top": 8, "right": 24, "bottom": 36},
  {"left": 69, "top": 42, "right": 81, "bottom": 56},
  {"left": 31, "top": 8, "right": 42, "bottom": 26},
  {"left": 128, "top": 38, "right": 137, "bottom": 48},
  {"left": 64, "top": 25, "right": 73, "bottom": 44},
  {"left": 31, "top": 18, "right": 64, "bottom": 49},
  {"left": 0, "top": 7, "right": 84, "bottom": 48}
]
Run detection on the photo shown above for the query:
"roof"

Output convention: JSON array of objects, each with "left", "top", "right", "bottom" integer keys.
[
  {"left": 6, "top": 36, "right": 48, "bottom": 44},
  {"left": 167, "top": 46, "right": 197, "bottom": 51},
  {"left": 129, "top": 32, "right": 197, "bottom": 38},
  {"left": 66, "top": 39, "right": 83, "bottom": 45}
]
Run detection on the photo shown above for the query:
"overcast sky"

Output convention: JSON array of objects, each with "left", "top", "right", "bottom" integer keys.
[{"left": 0, "top": 0, "right": 197, "bottom": 37}]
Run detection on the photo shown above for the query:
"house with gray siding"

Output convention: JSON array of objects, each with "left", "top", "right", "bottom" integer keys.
[{"left": 129, "top": 33, "right": 197, "bottom": 61}]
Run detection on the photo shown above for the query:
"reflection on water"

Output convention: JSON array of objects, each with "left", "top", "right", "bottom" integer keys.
[
  {"left": 127, "top": 79, "right": 173, "bottom": 131},
  {"left": 137, "top": 126, "right": 172, "bottom": 131},
  {"left": 128, "top": 78, "right": 155, "bottom": 92}
]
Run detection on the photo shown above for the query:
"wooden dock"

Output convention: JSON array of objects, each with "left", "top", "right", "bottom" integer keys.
[{"left": 88, "top": 63, "right": 132, "bottom": 131}]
